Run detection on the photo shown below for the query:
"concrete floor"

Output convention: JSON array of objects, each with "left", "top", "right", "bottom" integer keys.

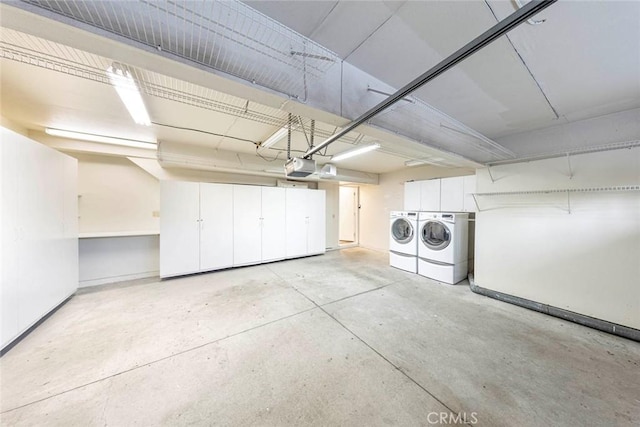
[{"left": 1, "top": 248, "right": 639, "bottom": 426}]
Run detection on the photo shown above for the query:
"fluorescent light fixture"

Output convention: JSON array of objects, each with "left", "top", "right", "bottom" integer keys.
[
  {"left": 107, "top": 65, "right": 151, "bottom": 126},
  {"left": 45, "top": 128, "right": 157, "bottom": 150},
  {"left": 405, "top": 157, "right": 445, "bottom": 167},
  {"left": 331, "top": 143, "right": 380, "bottom": 162},
  {"left": 405, "top": 159, "right": 427, "bottom": 167},
  {"left": 259, "top": 127, "right": 289, "bottom": 150}
]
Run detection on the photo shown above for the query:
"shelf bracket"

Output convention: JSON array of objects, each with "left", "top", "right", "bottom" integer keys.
[
  {"left": 566, "top": 153, "right": 573, "bottom": 179},
  {"left": 471, "top": 194, "right": 481, "bottom": 212},
  {"left": 487, "top": 166, "right": 496, "bottom": 183}
]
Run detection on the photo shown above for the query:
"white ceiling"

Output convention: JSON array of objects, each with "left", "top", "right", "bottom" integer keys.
[
  {"left": 1, "top": 0, "right": 638, "bottom": 177},
  {"left": 247, "top": 0, "right": 640, "bottom": 138}
]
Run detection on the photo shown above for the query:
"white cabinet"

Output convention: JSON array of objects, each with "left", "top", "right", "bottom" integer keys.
[
  {"left": 285, "top": 188, "right": 326, "bottom": 258},
  {"left": 307, "top": 190, "right": 326, "bottom": 255},
  {"left": 261, "top": 187, "right": 286, "bottom": 262},
  {"left": 403, "top": 174, "right": 477, "bottom": 213},
  {"left": 200, "top": 183, "right": 233, "bottom": 270},
  {"left": 160, "top": 181, "right": 200, "bottom": 277},
  {"left": 403, "top": 181, "right": 421, "bottom": 211},
  {"left": 420, "top": 179, "right": 441, "bottom": 211},
  {"left": 161, "top": 183, "right": 323, "bottom": 278},
  {"left": 160, "top": 181, "right": 233, "bottom": 278},
  {"left": 233, "top": 185, "right": 286, "bottom": 266},
  {"left": 440, "top": 176, "right": 464, "bottom": 212},
  {"left": 462, "top": 175, "right": 477, "bottom": 213},
  {"left": 285, "top": 188, "right": 308, "bottom": 258},
  {"left": 1, "top": 128, "right": 78, "bottom": 351},
  {"left": 233, "top": 185, "right": 262, "bottom": 266}
]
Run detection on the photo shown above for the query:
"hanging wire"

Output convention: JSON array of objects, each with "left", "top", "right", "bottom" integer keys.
[
  {"left": 286, "top": 113, "right": 292, "bottom": 160},
  {"left": 309, "top": 119, "right": 315, "bottom": 158}
]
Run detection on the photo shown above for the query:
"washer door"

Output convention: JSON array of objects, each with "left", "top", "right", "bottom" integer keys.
[
  {"left": 421, "top": 220, "right": 451, "bottom": 251},
  {"left": 391, "top": 218, "right": 414, "bottom": 244}
]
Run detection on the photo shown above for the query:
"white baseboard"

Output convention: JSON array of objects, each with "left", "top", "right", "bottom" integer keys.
[{"left": 79, "top": 271, "right": 159, "bottom": 288}]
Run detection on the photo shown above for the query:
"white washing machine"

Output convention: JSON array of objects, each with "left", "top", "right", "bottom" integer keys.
[
  {"left": 418, "top": 212, "right": 469, "bottom": 284},
  {"left": 389, "top": 211, "right": 419, "bottom": 273}
]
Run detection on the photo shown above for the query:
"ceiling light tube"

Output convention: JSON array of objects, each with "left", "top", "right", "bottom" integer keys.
[
  {"left": 259, "top": 126, "right": 289, "bottom": 150},
  {"left": 331, "top": 143, "right": 380, "bottom": 162},
  {"left": 405, "top": 159, "right": 429, "bottom": 167},
  {"left": 107, "top": 65, "right": 151, "bottom": 126},
  {"left": 45, "top": 128, "right": 157, "bottom": 150},
  {"left": 405, "top": 157, "right": 444, "bottom": 167}
]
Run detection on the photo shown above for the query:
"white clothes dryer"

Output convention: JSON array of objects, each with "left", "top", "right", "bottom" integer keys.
[
  {"left": 418, "top": 212, "right": 468, "bottom": 264},
  {"left": 418, "top": 212, "right": 469, "bottom": 284},
  {"left": 389, "top": 211, "right": 419, "bottom": 273}
]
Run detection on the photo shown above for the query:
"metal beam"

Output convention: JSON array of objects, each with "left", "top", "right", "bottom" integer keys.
[{"left": 304, "top": 0, "right": 557, "bottom": 159}]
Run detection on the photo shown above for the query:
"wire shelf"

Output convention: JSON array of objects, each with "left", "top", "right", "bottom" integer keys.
[
  {"left": 0, "top": 28, "right": 363, "bottom": 147},
  {"left": 472, "top": 185, "right": 640, "bottom": 213},
  {"left": 20, "top": 0, "right": 340, "bottom": 99},
  {"left": 474, "top": 185, "right": 640, "bottom": 197},
  {"left": 486, "top": 140, "right": 640, "bottom": 166}
]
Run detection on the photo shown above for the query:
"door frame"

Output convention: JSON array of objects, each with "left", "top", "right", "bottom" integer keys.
[{"left": 339, "top": 185, "right": 359, "bottom": 248}]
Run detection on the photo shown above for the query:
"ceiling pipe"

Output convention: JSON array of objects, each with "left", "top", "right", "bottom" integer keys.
[{"left": 303, "top": 0, "right": 557, "bottom": 160}]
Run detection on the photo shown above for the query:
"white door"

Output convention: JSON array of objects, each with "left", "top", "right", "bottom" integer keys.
[
  {"left": 307, "top": 190, "right": 326, "bottom": 255},
  {"left": 200, "top": 183, "right": 234, "bottom": 271},
  {"left": 261, "top": 187, "right": 286, "bottom": 262},
  {"left": 285, "top": 188, "right": 308, "bottom": 258},
  {"left": 440, "top": 176, "right": 464, "bottom": 212},
  {"left": 160, "top": 181, "right": 200, "bottom": 277},
  {"left": 339, "top": 186, "right": 356, "bottom": 242},
  {"left": 233, "top": 185, "right": 262, "bottom": 266},
  {"left": 420, "top": 179, "right": 441, "bottom": 211}
]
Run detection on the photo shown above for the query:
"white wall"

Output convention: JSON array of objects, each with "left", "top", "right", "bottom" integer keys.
[
  {"left": 474, "top": 148, "right": 640, "bottom": 329},
  {"left": 68, "top": 153, "right": 161, "bottom": 287},
  {"left": 318, "top": 181, "right": 339, "bottom": 250},
  {"left": 359, "top": 166, "right": 474, "bottom": 252},
  {"left": 79, "top": 236, "right": 159, "bottom": 287},
  {"left": 1, "top": 127, "right": 78, "bottom": 350},
  {"left": 73, "top": 153, "right": 160, "bottom": 233}
]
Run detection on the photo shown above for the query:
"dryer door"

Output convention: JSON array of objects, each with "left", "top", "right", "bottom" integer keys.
[
  {"left": 421, "top": 220, "right": 451, "bottom": 251},
  {"left": 391, "top": 218, "right": 414, "bottom": 244}
]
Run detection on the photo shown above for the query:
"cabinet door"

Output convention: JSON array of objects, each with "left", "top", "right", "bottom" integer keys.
[
  {"left": 261, "top": 187, "right": 286, "bottom": 262},
  {"left": 404, "top": 181, "right": 421, "bottom": 211},
  {"left": 420, "top": 179, "right": 441, "bottom": 211},
  {"left": 232, "top": 185, "right": 262, "bottom": 266},
  {"left": 285, "top": 188, "right": 308, "bottom": 258},
  {"left": 200, "top": 183, "right": 234, "bottom": 271},
  {"left": 160, "top": 181, "right": 200, "bottom": 277},
  {"left": 462, "top": 175, "right": 477, "bottom": 213},
  {"left": 440, "top": 176, "right": 464, "bottom": 212},
  {"left": 307, "top": 190, "right": 326, "bottom": 255}
]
